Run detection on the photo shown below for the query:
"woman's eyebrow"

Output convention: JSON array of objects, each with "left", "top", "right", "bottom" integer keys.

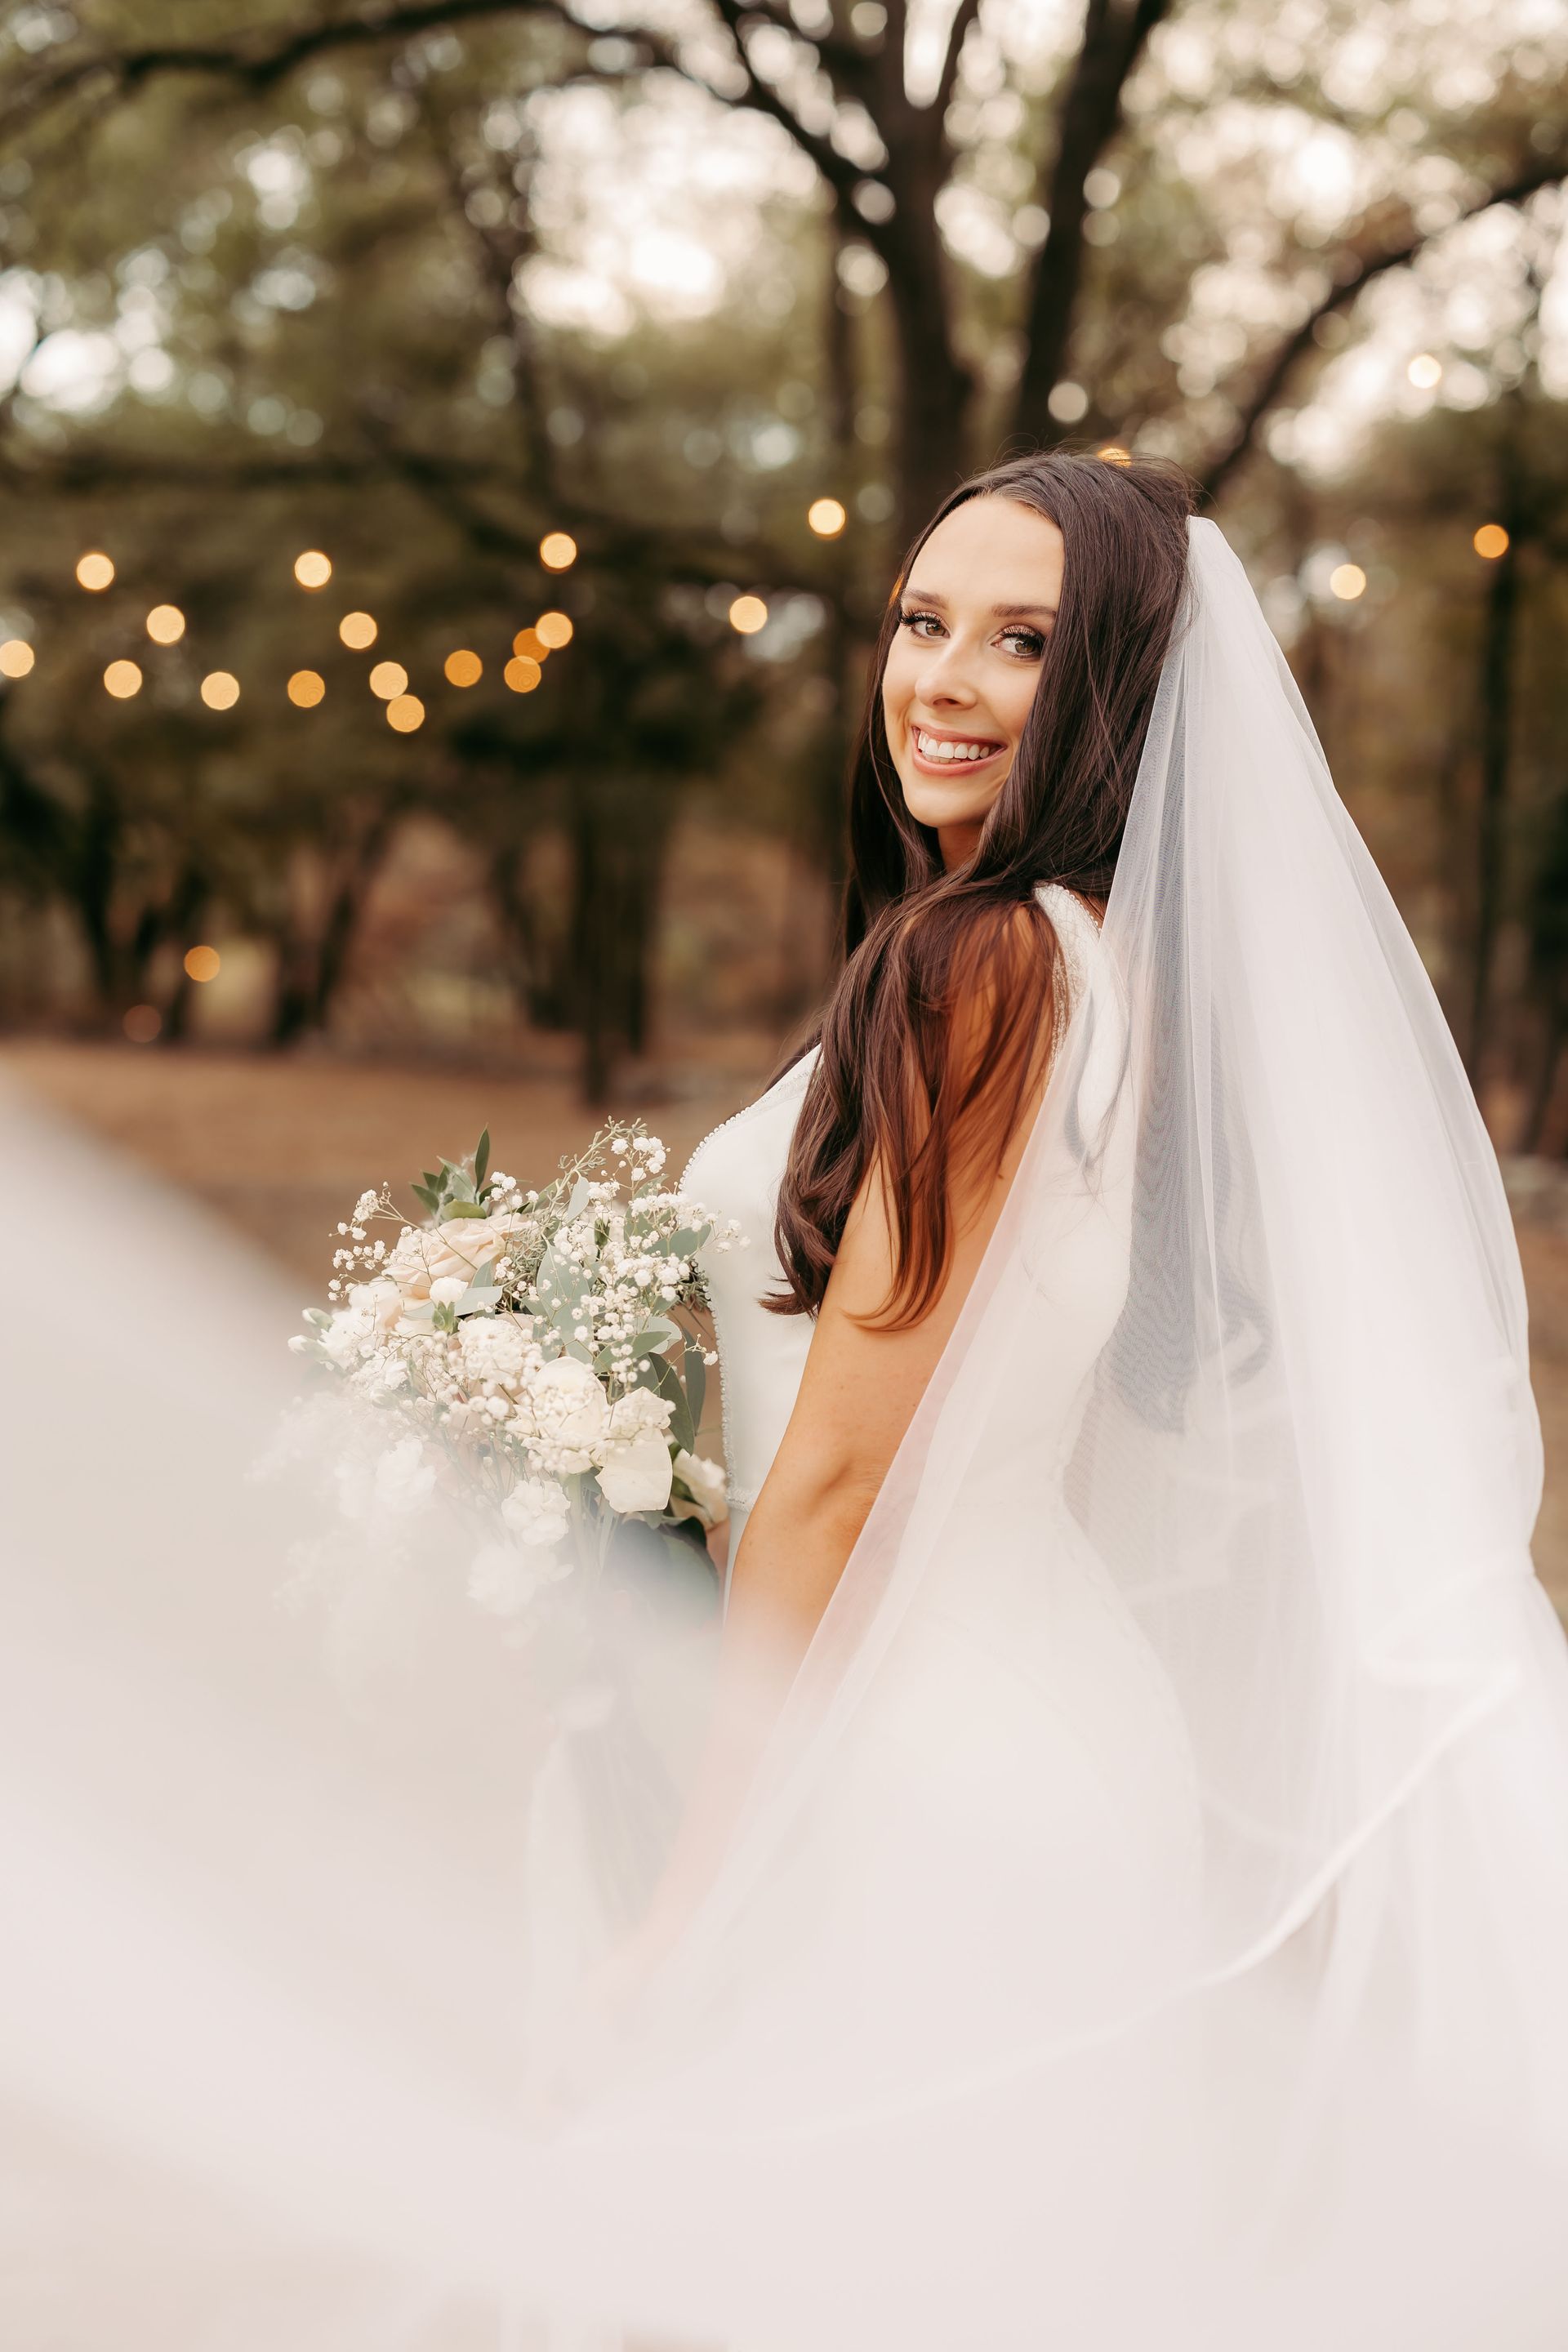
[{"left": 898, "top": 586, "right": 1058, "bottom": 621}]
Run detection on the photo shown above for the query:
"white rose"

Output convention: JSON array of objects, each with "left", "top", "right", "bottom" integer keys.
[
  {"left": 673, "top": 1446, "right": 728, "bottom": 1526},
  {"left": 519, "top": 1355, "right": 609, "bottom": 1471},
  {"left": 500, "top": 1475, "right": 572, "bottom": 1551},
  {"left": 390, "top": 1210, "right": 533, "bottom": 1302},
  {"left": 597, "top": 1430, "right": 674, "bottom": 1515}
]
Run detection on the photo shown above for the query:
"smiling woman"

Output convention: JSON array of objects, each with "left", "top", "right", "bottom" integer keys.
[
  {"left": 774, "top": 450, "right": 1192, "bottom": 1330},
  {"left": 882, "top": 496, "right": 1066, "bottom": 871}
]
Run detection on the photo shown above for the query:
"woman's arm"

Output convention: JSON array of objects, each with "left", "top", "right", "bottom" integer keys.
[{"left": 619, "top": 1020, "right": 1052, "bottom": 1974}]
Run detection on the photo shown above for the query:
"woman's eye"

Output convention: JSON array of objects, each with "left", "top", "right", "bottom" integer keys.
[
  {"left": 999, "top": 627, "right": 1046, "bottom": 659},
  {"left": 899, "top": 609, "right": 943, "bottom": 639}
]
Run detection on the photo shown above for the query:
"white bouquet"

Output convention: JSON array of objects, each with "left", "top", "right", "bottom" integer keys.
[{"left": 289, "top": 1122, "right": 740, "bottom": 1632}]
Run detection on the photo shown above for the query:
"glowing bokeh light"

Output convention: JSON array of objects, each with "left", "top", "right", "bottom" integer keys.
[
  {"left": 1407, "top": 354, "right": 1443, "bottom": 389},
  {"left": 512, "top": 627, "right": 548, "bottom": 660},
  {"left": 369, "top": 660, "right": 408, "bottom": 700},
  {"left": 808, "top": 497, "right": 847, "bottom": 537},
  {"left": 0, "top": 639, "right": 35, "bottom": 678},
  {"left": 444, "top": 649, "right": 483, "bottom": 686},
  {"left": 536, "top": 609, "right": 574, "bottom": 648},
  {"left": 201, "top": 670, "right": 240, "bottom": 710},
  {"left": 123, "top": 1004, "right": 162, "bottom": 1044},
  {"left": 504, "top": 655, "right": 542, "bottom": 693},
  {"left": 728, "top": 594, "right": 768, "bottom": 635},
  {"left": 386, "top": 693, "right": 425, "bottom": 733},
  {"left": 540, "top": 531, "right": 577, "bottom": 571},
  {"left": 1329, "top": 564, "right": 1366, "bottom": 602},
  {"left": 340, "top": 610, "right": 378, "bottom": 649},
  {"left": 76, "top": 551, "right": 115, "bottom": 591},
  {"left": 145, "top": 604, "right": 185, "bottom": 644},
  {"left": 1473, "top": 523, "right": 1510, "bottom": 559},
  {"left": 1096, "top": 443, "right": 1132, "bottom": 466},
  {"left": 287, "top": 669, "right": 326, "bottom": 707},
  {"left": 183, "top": 945, "right": 221, "bottom": 983},
  {"left": 294, "top": 550, "right": 332, "bottom": 589},
  {"left": 104, "top": 659, "right": 143, "bottom": 698}
]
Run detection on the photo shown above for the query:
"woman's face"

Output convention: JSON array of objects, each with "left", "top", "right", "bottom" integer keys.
[{"left": 881, "top": 494, "right": 1063, "bottom": 870}]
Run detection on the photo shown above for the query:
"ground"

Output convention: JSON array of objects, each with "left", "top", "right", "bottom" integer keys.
[{"left": 7, "top": 1034, "right": 1566, "bottom": 1616}]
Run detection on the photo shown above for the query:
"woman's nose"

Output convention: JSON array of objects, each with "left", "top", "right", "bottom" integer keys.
[{"left": 915, "top": 639, "right": 976, "bottom": 707}]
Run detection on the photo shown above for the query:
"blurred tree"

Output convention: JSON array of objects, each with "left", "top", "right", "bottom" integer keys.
[{"left": 0, "top": 0, "right": 1564, "bottom": 1101}]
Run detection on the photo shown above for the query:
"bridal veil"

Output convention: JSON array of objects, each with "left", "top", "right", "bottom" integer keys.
[{"left": 4, "top": 516, "right": 1568, "bottom": 2348}]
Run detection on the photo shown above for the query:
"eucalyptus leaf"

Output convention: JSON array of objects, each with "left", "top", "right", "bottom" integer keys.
[
  {"left": 304, "top": 1307, "right": 333, "bottom": 1330},
  {"left": 455, "top": 1287, "right": 502, "bottom": 1316},
  {"left": 474, "top": 1127, "right": 491, "bottom": 1187},
  {"left": 441, "top": 1200, "right": 488, "bottom": 1220}
]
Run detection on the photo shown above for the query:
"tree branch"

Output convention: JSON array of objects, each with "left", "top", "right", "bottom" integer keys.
[
  {"left": 1011, "top": 0, "right": 1174, "bottom": 441},
  {"left": 704, "top": 0, "right": 866, "bottom": 213},
  {"left": 1200, "top": 154, "right": 1568, "bottom": 500},
  {"left": 933, "top": 0, "right": 982, "bottom": 120},
  {"left": 0, "top": 0, "right": 670, "bottom": 145}
]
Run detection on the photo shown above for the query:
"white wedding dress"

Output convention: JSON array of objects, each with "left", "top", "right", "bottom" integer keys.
[
  {"left": 7, "top": 522, "right": 1568, "bottom": 2350},
  {"left": 676, "top": 883, "right": 1202, "bottom": 2102}
]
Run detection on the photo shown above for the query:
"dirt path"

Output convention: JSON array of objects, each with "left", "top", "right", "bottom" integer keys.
[{"left": 9, "top": 1036, "right": 1566, "bottom": 1615}]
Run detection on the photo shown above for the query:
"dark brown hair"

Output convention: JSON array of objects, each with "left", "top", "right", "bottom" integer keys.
[{"left": 771, "top": 448, "right": 1193, "bottom": 1328}]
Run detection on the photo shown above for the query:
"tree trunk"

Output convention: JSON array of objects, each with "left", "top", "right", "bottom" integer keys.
[
  {"left": 1012, "top": 0, "right": 1174, "bottom": 446},
  {"left": 871, "top": 156, "right": 973, "bottom": 546}
]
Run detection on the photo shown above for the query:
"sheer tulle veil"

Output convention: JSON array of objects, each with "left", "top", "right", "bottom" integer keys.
[{"left": 4, "top": 516, "right": 1568, "bottom": 2350}]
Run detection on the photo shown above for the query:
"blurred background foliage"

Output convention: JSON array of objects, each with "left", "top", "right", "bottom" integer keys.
[{"left": 0, "top": 0, "right": 1563, "bottom": 1135}]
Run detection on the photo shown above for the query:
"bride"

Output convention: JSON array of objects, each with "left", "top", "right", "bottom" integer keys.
[{"left": 6, "top": 451, "right": 1568, "bottom": 2352}]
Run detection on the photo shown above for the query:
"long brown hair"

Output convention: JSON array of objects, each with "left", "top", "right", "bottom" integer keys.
[{"left": 771, "top": 449, "right": 1193, "bottom": 1329}]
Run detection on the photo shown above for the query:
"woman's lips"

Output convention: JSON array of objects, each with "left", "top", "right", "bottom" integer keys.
[{"left": 909, "top": 724, "right": 1005, "bottom": 776}]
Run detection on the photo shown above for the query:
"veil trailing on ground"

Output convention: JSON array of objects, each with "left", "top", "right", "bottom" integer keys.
[{"left": 4, "top": 518, "right": 1568, "bottom": 2350}]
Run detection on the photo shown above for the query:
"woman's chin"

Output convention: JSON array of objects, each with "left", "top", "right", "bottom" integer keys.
[{"left": 901, "top": 779, "right": 1001, "bottom": 833}]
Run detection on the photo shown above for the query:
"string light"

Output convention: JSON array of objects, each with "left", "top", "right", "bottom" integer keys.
[
  {"left": 808, "top": 497, "right": 847, "bottom": 538},
  {"left": 293, "top": 550, "right": 332, "bottom": 589},
  {"left": 1408, "top": 354, "right": 1443, "bottom": 389},
  {"left": 386, "top": 693, "right": 425, "bottom": 732},
  {"left": 0, "top": 639, "right": 34, "bottom": 677},
  {"left": 104, "top": 659, "right": 143, "bottom": 697},
  {"left": 728, "top": 594, "right": 768, "bottom": 635},
  {"left": 340, "top": 611, "right": 377, "bottom": 648},
  {"left": 504, "top": 654, "right": 541, "bottom": 693},
  {"left": 145, "top": 604, "right": 185, "bottom": 644},
  {"left": 511, "top": 626, "right": 548, "bottom": 660},
  {"left": 287, "top": 670, "right": 326, "bottom": 707},
  {"left": 123, "top": 1004, "right": 162, "bottom": 1044},
  {"left": 76, "top": 551, "right": 114, "bottom": 591},
  {"left": 369, "top": 660, "right": 408, "bottom": 699},
  {"left": 535, "top": 610, "right": 573, "bottom": 648},
  {"left": 539, "top": 531, "right": 577, "bottom": 571},
  {"left": 201, "top": 670, "right": 240, "bottom": 710},
  {"left": 183, "top": 945, "right": 220, "bottom": 983},
  {"left": 444, "top": 650, "right": 482, "bottom": 686},
  {"left": 1474, "top": 523, "right": 1510, "bottom": 559},
  {"left": 1329, "top": 564, "right": 1366, "bottom": 601}
]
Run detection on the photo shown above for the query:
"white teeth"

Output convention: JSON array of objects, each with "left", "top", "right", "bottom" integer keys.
[{"left": 915, "top": 728, "right": 996, "bottom": 764}]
